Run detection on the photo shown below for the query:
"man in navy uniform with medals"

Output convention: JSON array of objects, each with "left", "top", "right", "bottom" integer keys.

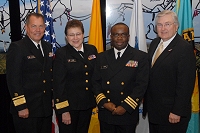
[
  {"left": 6, "top": 13, "right": 53, "bottom": 133},
  {"left": 92, "top": 22, "right": 149, "bottom": 133}
]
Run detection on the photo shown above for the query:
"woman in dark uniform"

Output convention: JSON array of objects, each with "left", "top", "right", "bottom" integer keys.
[{"left": 53, "top": 19, "right": 98, "bottom": 133}]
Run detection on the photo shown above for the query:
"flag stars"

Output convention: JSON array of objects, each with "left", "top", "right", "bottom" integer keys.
[
  {"left": 45, "top": 20, "right": 50, "bottom": 27},
  {"left": 45, "top": 12, "right": 51, "bottom": 18},
  {"left": 52, "top": 43, "right": 56, "bottom": 47},
  {"left": 52, "top": 33, "right": 56, "bottom": 40},
  {"left": 38, "top": 0, "right": 56, "bottom": 52},
  {"left": 44, "top": 39, "right": 48, "bottom": 42},
  {"left": 40, "top": 1, "right": 44, "bottom": 7},
  {"left": 49, "top": 13, "right": 52, "bottom": 18},
  {"left": 46, "top": 3, "right": 51, "bottom": 9},
  {"left": 45, "top": 30, "right": 50, "bottom": 37}
]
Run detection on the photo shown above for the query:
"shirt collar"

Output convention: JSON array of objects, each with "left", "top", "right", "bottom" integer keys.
[
  {"left": 114, "top": 45, "right": 128, "bottom": 58},
  {"left": 74, "top": 44, "right": 84, "bottom": 52},
  {"left": 160, "top": 33, "right": 177, "bottom": 46},
  {"left": 29, "top": 37, "right": 42, "bottom": 48}
]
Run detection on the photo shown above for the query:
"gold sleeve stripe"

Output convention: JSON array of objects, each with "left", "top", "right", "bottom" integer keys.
[
  {"left": 96, "top": 95, "right": 105, "bottom": 104},
  {"left": 126, "top": 98, "right": 137, "bottom": 107},
  {"left": 96, "top": 93, "right": 106, "bottom": 101},
  {"left": 127, "top": 96, "right": 138, "bottom": 106},
  {"left": 12, "top": 95, "right": 25, "bottom": 101},
  {"left": 13, "top": 97, "right": 26, "bottom": 106},
  {"left": 124, "top": 99, "right": 136, "bottom": 109},
  {"left": 55, "top": 100, "right": 69, "bottom": 110},
  {"left": 96, "top": 93, "right": 106, "bottom": 104},
  {"left": 96, "top": 94, "right": 104, "bottom": 102}
]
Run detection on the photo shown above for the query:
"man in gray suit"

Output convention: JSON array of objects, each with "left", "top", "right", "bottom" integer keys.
[{"left": 6, "top": 13, "right": 53, "bottom": 133}]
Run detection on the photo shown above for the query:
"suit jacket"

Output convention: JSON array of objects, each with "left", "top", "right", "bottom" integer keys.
[
  {"left": 6, "top": 35, "right": 53, "bottom": 117},
  {"left": 53, "top": 43, "right": 97, "bottom": 114},
  {"left": 92, "top": 45, "right": 149, "bottom": 125},
  {"left": 146, "top": 34, "right": 196, "bottom": 125}
]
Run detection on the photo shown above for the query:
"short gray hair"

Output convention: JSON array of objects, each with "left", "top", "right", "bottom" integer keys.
[{"left": 155, "top": 10, "right": 179, "bottom": 27}]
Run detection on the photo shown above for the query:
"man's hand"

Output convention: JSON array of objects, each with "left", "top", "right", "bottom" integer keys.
[
  {"left": 103, "top": 102, "right": 116, "bottom": 112},
  {"left": 169, "top": 112, "right": 180, "bottom": 123},
  {"left": 18, "top": 108, "right": 29, "bottom": 118},
  {"left": 112, "top": 106, "right": 126, "bottom": 115},
  {"left": 62, "top": 112, "right": 71, "bottom": 125}
]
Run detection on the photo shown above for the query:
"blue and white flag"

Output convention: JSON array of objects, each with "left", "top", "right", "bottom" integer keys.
[
  {"left": 129, "top": 0, "right": 147, "bottom": 52},
  {"left": 37, "top": 1, "right": 59, "bottom": 133},
  {"left": 175, "top": 0, "right": 194, "bottom": 45},
  {"left": 175, "top": 0, "right": 199, "bottom": 133},
  {"left": 37, "top": 0, "right": 57, "bottom": 55}
]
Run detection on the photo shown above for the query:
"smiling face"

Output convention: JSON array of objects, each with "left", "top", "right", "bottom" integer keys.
[
  {"left": 156, "top": 14, "right": 178, "bottom": 42},
  {"left": 25, "top": 16, "right": 45, "bottom": 43},
  {"left": 66, "top": 27, "right": 84, "bottom": 50},
  {"left": 110, "top": 24, "right": 130, "bottom": 50}
]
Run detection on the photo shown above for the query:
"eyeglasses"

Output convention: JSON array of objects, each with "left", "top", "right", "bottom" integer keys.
[
  {"left": 111, "top": 33, "right": 129, "bottom": 38},
  {"left": 157, "top": 22, "right": 176, "bottom": 28},
  {"left": 67, "top": 33, "right": 82, "bottom": 37}
]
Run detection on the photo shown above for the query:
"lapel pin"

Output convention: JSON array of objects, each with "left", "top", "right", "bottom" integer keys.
[{"left": 168, "top": 49, "right": 173, "bottom": 52}]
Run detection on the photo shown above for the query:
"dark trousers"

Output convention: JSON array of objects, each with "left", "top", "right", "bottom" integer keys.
[
  {"left": 100, "top": 120, "right": 136, "bottom": 133},
  {"left": 57, "top": 108, "right": 93, "bottom": 133},
  {"left": 149, "top": 117, "right": 190, "bottom": 133},
  {"left": 12, "top": 115, "right": 52, "bottom": 133}
]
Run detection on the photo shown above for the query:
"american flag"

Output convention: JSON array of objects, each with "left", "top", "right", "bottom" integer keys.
[
  {"left": 37, "top": 0, "right": 59, "bottom": 133},
  {"left": 37, "top": 0, "right": 57, "bottom": 55}
]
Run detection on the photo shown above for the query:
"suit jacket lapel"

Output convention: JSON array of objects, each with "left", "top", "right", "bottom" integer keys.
[
  {"left": 41, "top": 40, "right": 51, "bottom": 68},
  {"left": 151, "top": 35, "right": 177, "bottom": 71},
  {"left": 83, "top": 44, "right": 94, "bottom": 67},
  {"left": 67, "top": 44, "right": 86, "bottom": 63},
  {"left": 106, "top": 45, "right": 134, "bottom": 80},
  {"left": 24, "top": 36, "right": 44, "bottom": 65},
  {"left": 106, "top": 48, "right": 116, "bottom": 71},
  {"left": 149, "top": 40, "right": 160, "bottom": 65}
]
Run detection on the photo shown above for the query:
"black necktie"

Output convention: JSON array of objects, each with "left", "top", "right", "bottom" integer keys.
[
  {"left": 78, "top": 51, "right": 84, "bottom": 58},
  {"left": 117, "top": 52, "right": 121, "bottom": 60},
  {"left": 37, "top": 44, "right": 43, "bottom": 57}
]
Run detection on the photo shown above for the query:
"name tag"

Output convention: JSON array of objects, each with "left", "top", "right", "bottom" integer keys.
[
  {"left": 101, "top": 65, "right": 108, "bottom": 69},
  {"left": 68, "top": 59, "right": 76, "bottom": 62},
  {"left": 27, "top": 55, "right": 36, "bottom": 59}
]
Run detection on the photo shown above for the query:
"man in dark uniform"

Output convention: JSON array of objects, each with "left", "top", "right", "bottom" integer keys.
[
  {"left": 92, "top": 22, "right": 149, "bottom": 133},
  {"left": 6, "top": 13, "right": 53, "bottom": 133}
]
